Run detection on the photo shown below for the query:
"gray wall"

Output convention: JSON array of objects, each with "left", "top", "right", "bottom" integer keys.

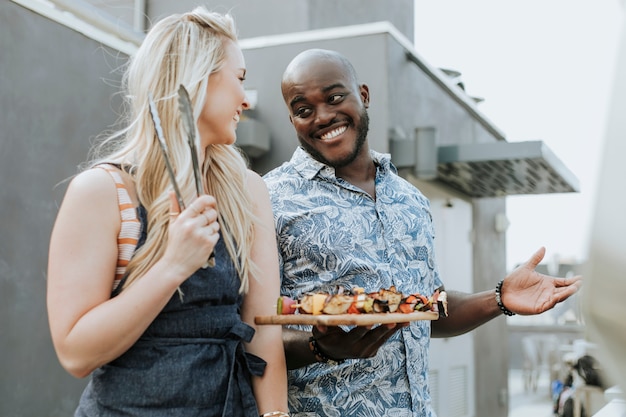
[
  {"left": 0, "top": 2, "right": 126, "bottom": 415},
  {"left": 472, "top": 198, "right": 509, "bottom": 415},
  {"left": 147, "top": 0, "right": 414, "bottom": 41}
]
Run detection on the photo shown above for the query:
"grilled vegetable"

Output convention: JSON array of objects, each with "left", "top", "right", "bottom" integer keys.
[
  {"left": 299, "top": 293, "right": 330, "bottom": 315},
  {"left": 322, "top": 294, "right": 354, "bottom": 315},
  {"left": 435, "top": 290, "right": 448, "bottom": 317},
  {"left": 276, "top": 296, "right": 297, "bottom": 315},
  {"left": 398, "top": 294, "right": 418, "bottom": 314},
  {"left": 276, "top": 286, "right": 448, "bottom": 317}
]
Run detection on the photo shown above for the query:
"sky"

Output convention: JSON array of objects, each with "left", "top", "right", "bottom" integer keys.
[{"left": 413, "top": 0, "right": 624, "bottom": 271}]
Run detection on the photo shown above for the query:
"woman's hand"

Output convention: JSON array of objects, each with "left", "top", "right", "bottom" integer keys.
[{"left": 161, "top": 191, "right": 220, "bottom": 279}]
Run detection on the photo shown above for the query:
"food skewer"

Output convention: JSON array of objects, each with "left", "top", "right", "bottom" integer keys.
[{"left": 257, "top": 286, "right": 447, "bottom": 326}]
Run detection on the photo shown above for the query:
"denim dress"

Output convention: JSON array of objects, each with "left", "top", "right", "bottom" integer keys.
[{"left": 75, "top": 206, "right": 265, "bottom": 416}]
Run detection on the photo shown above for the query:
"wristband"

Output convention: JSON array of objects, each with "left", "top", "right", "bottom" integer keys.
[
  {"left": 495, "top": 279, "right": 516, "bottom": 316},
  {"left": 308, "top": 336, "right": 345, "bottom": 364}
]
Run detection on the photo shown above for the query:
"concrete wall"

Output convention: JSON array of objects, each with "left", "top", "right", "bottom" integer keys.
[
  {"left": 0, "top": 2, "right": 126, "bottom": 415},
  {"left": 146, "top": 0, "right": 414, "bottom": 41},
  {"left": 472, "top": 197, "right": 510, "bottom": 416}
]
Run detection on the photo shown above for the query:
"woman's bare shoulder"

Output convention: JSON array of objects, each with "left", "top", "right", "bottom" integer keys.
[
  {"left": 68, "top": 167, "right": 116, "bottom": 193},
  {"left": 60, "top": 167, "right": 122, "bottom": 214},
  {"left": 245, "top": 169, "right": 268, "bottom": 192}
]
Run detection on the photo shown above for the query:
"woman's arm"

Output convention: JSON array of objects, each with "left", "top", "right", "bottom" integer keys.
[
  {"left": 241, "top": 170, "right": 289, "bottom": 414},
  {"left": 47, "top": 168, "right": 219, "bottom": 378}
]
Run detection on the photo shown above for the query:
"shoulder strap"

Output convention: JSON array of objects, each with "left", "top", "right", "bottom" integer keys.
[{"left": 96, "top": 164, "right": 141, "bottom": 291}]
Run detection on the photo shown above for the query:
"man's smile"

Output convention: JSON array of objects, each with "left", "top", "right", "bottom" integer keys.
[{"left": 318, "top": 125, "right": 347, "bottom": 141}]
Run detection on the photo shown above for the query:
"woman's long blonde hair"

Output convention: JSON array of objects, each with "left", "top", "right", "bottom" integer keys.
[{"left": 88, "top": 7, "right": 256, "bottom": 293}]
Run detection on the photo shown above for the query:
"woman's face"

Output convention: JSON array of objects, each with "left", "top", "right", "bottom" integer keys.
[{"left": 197, "top": 39, "right": 250, "bottom": 147}]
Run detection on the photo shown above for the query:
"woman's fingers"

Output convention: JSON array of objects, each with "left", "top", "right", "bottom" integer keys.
[
  {"left": 168, "top": 191, "right": 181, "bottom": 221},
  {"left": 188, "top": 194, "right": 217, "bottom": 215},
  {"left": 170, "top": 195, "right": 219, "bottom": 229},
  {"left": 164, "top": 194, "right": 220, "bottom": 273}
]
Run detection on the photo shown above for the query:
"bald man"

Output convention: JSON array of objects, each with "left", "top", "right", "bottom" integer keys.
[{"left": 263, "top": 48, "right": 582, "bottom": 416}]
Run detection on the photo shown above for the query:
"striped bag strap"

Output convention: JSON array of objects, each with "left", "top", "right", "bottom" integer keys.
[{"left": 96, "top": 164, "right": 141, "bottom": 291}]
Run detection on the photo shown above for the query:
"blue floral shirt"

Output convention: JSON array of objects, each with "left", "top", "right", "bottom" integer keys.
[{"left": 263, "top": 147, "right": 443, "bottom": 417}]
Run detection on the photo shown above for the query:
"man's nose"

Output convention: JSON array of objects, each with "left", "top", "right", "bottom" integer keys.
[{"left": 315, "top": 105, "right": 336, "bottom": 125}]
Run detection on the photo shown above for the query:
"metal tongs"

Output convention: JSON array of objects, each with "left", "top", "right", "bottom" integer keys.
[{"left": 148, "top": 86, "right": 216, "bottom": 268}]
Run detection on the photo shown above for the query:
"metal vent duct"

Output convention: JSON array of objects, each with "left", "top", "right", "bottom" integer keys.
[{"left": 437, "top": 141, "right": 580, "bottom": 198}]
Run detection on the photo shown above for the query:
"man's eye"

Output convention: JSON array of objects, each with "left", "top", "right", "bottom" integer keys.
[
  {"left": 294, "top": 107, "right": 312, "bottom": 118},
  {"left": 329, "top": 94, "right": 344, "bottom": 104}
]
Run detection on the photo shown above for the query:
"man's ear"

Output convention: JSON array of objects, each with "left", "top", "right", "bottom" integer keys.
[{"left": 360, "top": 84, "right": 370, "bottom": 108}]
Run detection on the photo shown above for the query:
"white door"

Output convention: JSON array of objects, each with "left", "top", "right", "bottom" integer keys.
[{"left": 415, "top": 180, "right": 475, "bottom": 417}]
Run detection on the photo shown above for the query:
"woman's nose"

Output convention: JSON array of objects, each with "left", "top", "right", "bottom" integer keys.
[{"left": 242, "top": 96, "right": 251, "bottom": 110}]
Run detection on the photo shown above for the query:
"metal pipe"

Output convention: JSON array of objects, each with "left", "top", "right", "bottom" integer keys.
[{"left": 133, "top": 0, "right": 145, "bottom": 32}]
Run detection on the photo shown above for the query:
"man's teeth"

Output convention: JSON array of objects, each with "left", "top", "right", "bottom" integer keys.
[
  {"left": 321, "top": 126, "right": 347, "bottom": 140},
  {"left": 234, "top": 114, "right": 240, "bottom": 123}
]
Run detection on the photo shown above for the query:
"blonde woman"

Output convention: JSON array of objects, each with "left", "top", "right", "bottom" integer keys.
[{"left": 47, "top": 7, "right": 288, "bottom": 417}]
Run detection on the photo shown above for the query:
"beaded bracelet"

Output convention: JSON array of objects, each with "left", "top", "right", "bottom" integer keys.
[
  {"left": 495, "top": 279, "right": 516, "bottom": 316},
  {"left": 308, "top": 336, "right": 345, "bottom": 364},
  {"left": 260, "top": 412, "right": 290, "bottom": 417}
]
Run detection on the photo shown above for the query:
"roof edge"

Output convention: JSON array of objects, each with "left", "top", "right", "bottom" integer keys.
[
  {"left": 239, "top": 21, "right": 507, "bottom": 141},
  {"left": 11, "top": 0, "right": 141, "bottom": 55}
]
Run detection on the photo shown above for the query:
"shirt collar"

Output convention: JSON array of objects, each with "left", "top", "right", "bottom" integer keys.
[{"left": 290, "top": 146, "right": 395, "bottom": 180}]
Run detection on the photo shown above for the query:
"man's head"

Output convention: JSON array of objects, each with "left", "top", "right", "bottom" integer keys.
[{"left": 280, "top": 49, "right": 370, "bottom": 168}]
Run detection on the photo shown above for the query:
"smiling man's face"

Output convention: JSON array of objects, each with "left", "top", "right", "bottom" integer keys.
[{"left": 281, "top": 51, "right": 370, "bottom": 168}]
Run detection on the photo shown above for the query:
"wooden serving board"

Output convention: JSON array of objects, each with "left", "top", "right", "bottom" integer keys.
[{"left": 255, "top": 310, "right": 439, "bottom": 326}]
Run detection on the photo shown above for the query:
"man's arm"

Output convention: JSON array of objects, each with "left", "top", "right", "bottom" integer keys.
[
  {"left": 431, "top": 290, "right": 501, "bottom": 338},
  {"left": 433, "top": 247, "right": 582, "bottom": 338}
]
